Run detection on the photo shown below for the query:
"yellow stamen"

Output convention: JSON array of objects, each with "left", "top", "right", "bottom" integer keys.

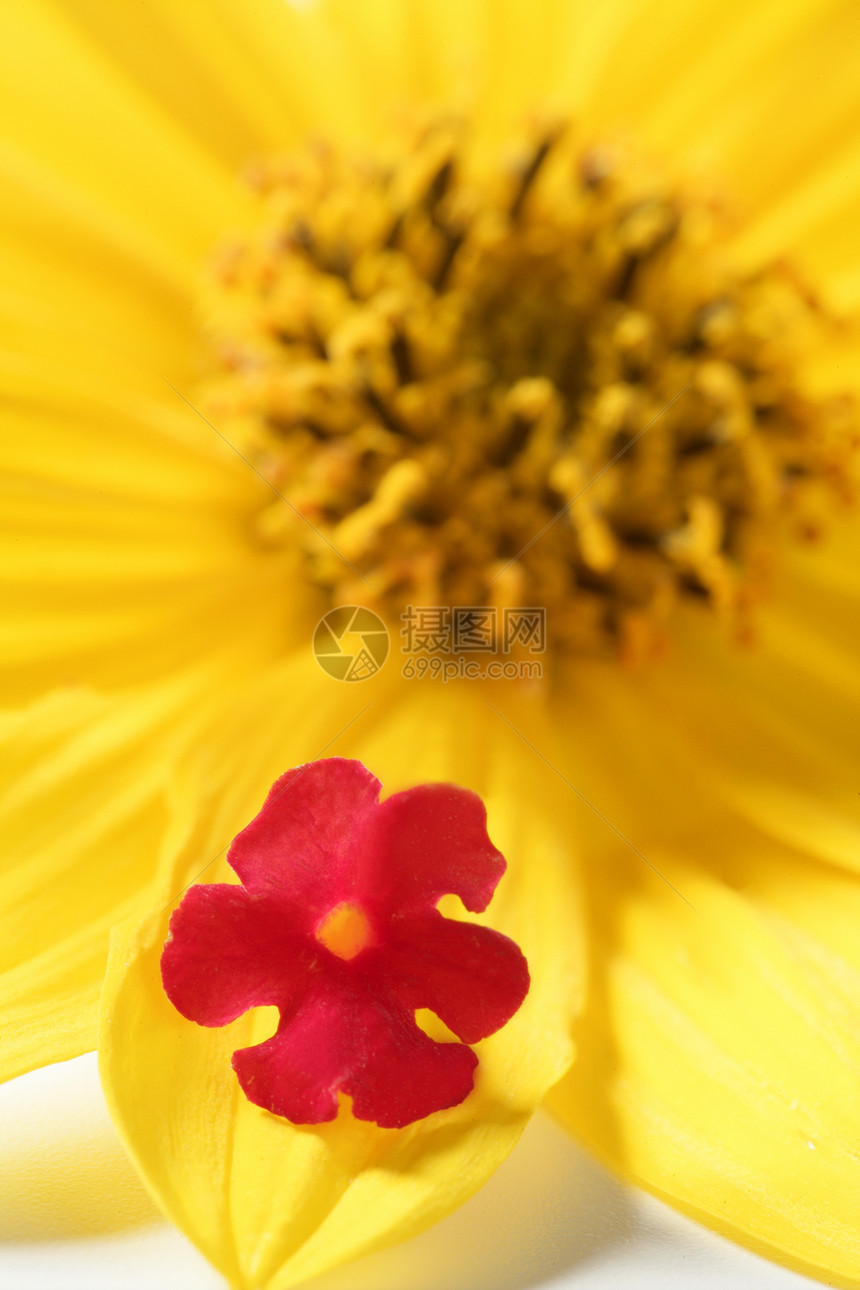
[{"left": 201, "top": 116, "right": 857, "bottom": 657}]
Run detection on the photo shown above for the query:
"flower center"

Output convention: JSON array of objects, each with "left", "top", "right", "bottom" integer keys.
[
  {"left": 316, "top": 901, "right": 374, "bottom": 961},
  {"left": 201, "top": 115, "right": 857, "bottom": 657}
]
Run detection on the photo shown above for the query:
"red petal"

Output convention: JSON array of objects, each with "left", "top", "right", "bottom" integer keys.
[
  {"left": 232, "top": 981, "right": 478, "bottom": 1129},
  {"left": 162, "top": 762, "right": 528, "bottom": 1130},
  {"left": 161, "top": 884, "right": 312, "bottom": 1026},
  {"left": 348, "top": 1012, "right": 477, "bottom": 1130},
  {"left": 382, "top": 910, "right": 530, "bottom": 1044},
  {"left": 227, "top": 759, "right": 381, "bottom": 920},
  {"left": 357, "top": 783, "right": 506, "bottom": 916}
]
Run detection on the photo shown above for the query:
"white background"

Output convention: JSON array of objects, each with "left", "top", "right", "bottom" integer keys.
[{"left": 0, "top": 1054, "right": 817, "bottom": 1290}]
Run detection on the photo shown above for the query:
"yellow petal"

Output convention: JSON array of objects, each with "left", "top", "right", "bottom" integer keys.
[
  {"left": 0, "top": 198, "right": 192, "bottom": 384},
  {"left": 59, "top": 0, "right": 318, "bottom": 166},
  {"left": 549, "top": 814, "right": 860, "bottom": 1284},
  {"left": 646, "top": 602, "right": 860, "bottom": 874},
  {"left": 100, "top": 663, "right": 582, "bottom": 1288},
  {"left": 0, "top": 687, "right": 177, "bottom": 1081},
  {"left": 732, "top": 128, "right": 860, "bottom": 312},
  {"left": 547, "top": 526, "right": 860, "bottom": 879},
  {"left": 0, "top": 0, "right": 241, "bottom": 283},
  {"left": 784, "top": 511, "right": 860, "bottom": 605},
  {"left": 0, "top": 355, "right": 302, "bottom": 704},
  {"left": 620, "top": 0, "right": 857, "bottom": 200},
  {"left": 303, "top": 0, "right": 617, "bottom": 143},
  {"left": 1, "top": 907, "right": 130, "bottom": 1089},
  {"left": 0, "top": 0, "right": 252, "bottom": 428}
]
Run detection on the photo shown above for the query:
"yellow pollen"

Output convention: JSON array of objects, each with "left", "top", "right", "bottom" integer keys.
[
  {"left": 316, "top": 902, "right": 374, "bottom": 961},
  {"left": 201, "top": 114, "right": 858, "bottom": 658}
]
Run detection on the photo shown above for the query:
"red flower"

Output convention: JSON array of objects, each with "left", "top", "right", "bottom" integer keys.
[{"left": 161, "top": 758, "right": 530, "bottom": 1129}]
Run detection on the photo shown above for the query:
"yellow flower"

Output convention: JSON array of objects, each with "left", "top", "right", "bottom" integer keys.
[{"left": 3, "top": 0, "right": 860, "bottom": 1287}]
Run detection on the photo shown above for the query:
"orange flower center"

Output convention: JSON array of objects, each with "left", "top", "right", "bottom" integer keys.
[{"left": 316, "top": 901, "right": 374, "bottom": 961}]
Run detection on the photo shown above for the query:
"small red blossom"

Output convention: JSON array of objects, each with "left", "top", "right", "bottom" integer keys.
[{"left": 161, "top": 758, "right": 530, "bottom": 1129}]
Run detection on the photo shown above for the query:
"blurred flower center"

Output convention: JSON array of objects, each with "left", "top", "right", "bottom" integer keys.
[{"left": 201, "top": 115, "right": 857, "bottom": 658}]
